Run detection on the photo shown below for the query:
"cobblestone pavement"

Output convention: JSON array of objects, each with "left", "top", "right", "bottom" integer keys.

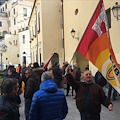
[{"left": 19, "top": 88, "right": 120, "bottom": 120}]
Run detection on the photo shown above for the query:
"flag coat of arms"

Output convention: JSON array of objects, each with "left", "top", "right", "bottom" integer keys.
[{"left": 77, "top": 0, "right": 120, "bottom": 93}]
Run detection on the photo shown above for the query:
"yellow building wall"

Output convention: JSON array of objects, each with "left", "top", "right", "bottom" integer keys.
[
  {"left": 41, "top": 0, "right": 62, "bottom": 65},
  {"left": 64, "top": 0, "right": 120, "bottom": 75},
  {"left": 29, "top": 0, "right": 63, "bottom": 66}
]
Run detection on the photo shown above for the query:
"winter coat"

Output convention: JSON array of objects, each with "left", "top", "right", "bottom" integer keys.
[
  {"left": 66, "top": 73, "right": 111, "bottom": 114},
  {"left": 24, "top": 75, "right": 39, "bottom": 99},
  {"left": 4, "top": 73, "right": 22, "bottom": 104},
  {"left": 53, "top": 66, "right": 62, "bottom": 81},
  {"left": 32, "top": 67, "right": 44, "bottom": 86},
  {"left": 73, "top": 67, "right": 81, "bottom": 81},
  {"left": 29, "top": 80, "right": 68, "bottom": 120},
  {"left": 0, "top": 95, "right": 20, "bottom": 120}
]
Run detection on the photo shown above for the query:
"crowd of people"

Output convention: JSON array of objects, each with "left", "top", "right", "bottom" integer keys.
[{"left": 0, "top": 61, "right": 114, "bottom": 120}]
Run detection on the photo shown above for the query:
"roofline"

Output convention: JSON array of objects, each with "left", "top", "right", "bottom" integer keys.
[{"left": 28, "top": 0, "right": 37, "bottom": 26}]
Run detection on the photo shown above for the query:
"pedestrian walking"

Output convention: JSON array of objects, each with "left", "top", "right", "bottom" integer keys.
[
  {"left": 95, "top": 70, "right": 107, "bottom": 92},
  {"left": 65, "top": 64, "right": 74, "bottom": 96},
  {"left": 16, "top": 64, "right": 21, "bottom": 76},
  {"left": 24, "top": 68, "right": 39, "bottom": 120},
  {"left": 66, "top": 68, "right": 113, "bottom": 120},
  {"left": 21, "top": 62, "right": 27, "bottom": 84},
  {"left": 53, "top": 62, "right": 62, "bottom": 88},
  {"left": 5, "top": 67, "right": 22, "bottom": 105},
  {"left": 0, "top": 78, "right": 20, "bottom": 120},
  {"left": 29, "top": 71, "right": 68, "bottom": 120},
  {"left": 73, "top": 63, "right": 81, "bottom": 81},
  {"left": 108, "top": 82, "right": 117, "bottom": 101}
]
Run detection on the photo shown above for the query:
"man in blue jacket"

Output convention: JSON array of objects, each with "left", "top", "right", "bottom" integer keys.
[{"left": 29, "top": 71, "right": 68, "bottom": 120}]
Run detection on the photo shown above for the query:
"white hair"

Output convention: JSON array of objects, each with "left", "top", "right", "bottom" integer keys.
[
  {"left": 73, "top": 63, "right": 78, "bottom": 67},
  {"left": 41, "top": 71, "right": 52, "bottom": 82}
]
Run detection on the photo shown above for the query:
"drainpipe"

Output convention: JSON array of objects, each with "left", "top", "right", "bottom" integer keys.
[
  {"left": 61, "top": 0, "right": 65, "bottom": 62},
  {"left": 35, "top": 6, "right": 38, "bottom": 62}
]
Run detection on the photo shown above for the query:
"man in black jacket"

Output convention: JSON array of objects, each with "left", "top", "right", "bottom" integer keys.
[
  {"left": 53, "top": 62, "right": 62, "bottom": 88},
  {"left": 5, "top": 67, "right": 22, "bottom": 105},
  {"left": 0, "top": 78, "right": 20, "bottom": 120},
  {"left": 24, "top": 68, "right": 39, "bottom": 120}
]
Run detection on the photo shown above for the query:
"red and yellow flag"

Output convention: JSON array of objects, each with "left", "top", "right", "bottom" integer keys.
[{"left": 77, "top": 0, "right": 120, "bottom": 93}]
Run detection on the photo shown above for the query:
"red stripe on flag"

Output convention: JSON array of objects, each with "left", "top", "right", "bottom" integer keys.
[{"left": 43, "top": 53, "right": 54, "bottom": 71}]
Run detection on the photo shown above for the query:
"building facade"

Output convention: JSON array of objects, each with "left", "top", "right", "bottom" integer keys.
[
  {"left": 29, "top": 0, "right": 63, "bottom": 66},
  {"left": 0, "top": 0, "right": 33, "bottom": 67},
  {"left": 29, "top": 0, "right": 120, "bottom": 75}
]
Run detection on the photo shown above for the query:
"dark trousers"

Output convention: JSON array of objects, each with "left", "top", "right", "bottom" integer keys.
[
  {"left": 66, "top": 83, "right": 74, "bottom": 96},
  {"left": 108, "top": 83, "right": 117, "bottom": 100},
  {"left": 81, "top": 113, "right": 100, "bottom": 120},
  {"left": 25, "top": 98, "right": 32, "bottom": 120}
]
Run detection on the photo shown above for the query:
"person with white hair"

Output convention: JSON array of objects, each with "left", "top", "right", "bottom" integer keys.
[
  {"left": 66, "top": 68, "right": 113, "bottom": 120},
  {"left": 29, "top": 71, "right": 68, "bottom": 120},
  {"left": 73, "top": 63, "right": 81, "bottom": 81}
]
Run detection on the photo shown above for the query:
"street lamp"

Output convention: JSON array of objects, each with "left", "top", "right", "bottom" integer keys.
[
  {"left": 70, "top": 29, "right": 79, "bottom": 40},
  {"left": 112, "top": 2, "right": 120, "bottom": 21},
  {"left": 0, "top": 45, "right": 7, "bottom": 70}
]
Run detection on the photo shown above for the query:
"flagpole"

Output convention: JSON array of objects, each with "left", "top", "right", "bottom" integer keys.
[{"left": 70, "top": 0, "right": 101, "bottom": 64}]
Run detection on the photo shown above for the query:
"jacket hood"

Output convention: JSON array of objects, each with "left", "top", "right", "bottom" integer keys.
[
  {"left": 40, "top": 80, "right": 58, "bottom": 93},
  {"left": 32, "top": 67, "right": 44, "bottom": 73}
]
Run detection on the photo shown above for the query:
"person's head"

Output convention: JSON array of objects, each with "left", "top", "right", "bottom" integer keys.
[
  {"left": 55, "top": 62, "right": 59, "bottom": 67},
  {"left": 73, "top": 63, "right": 78, "bottom": 69},
  {"left": 33, "top": 62, "right": 39, "bottom": 68},
  {"left": 1, "top": 78, "right": 19, "bottom": 96},
  {"left": 22, "top": 62, "right": 26, "bottom": 68},
  {"left": 68, "top": 64, "right": 72, "bottom": 69},
  {"left": 18, "top": 64, "right": 21, "bottom": 67},
  {"left": 83, "top": 70, "right": 92, "bottom": 83},
  {"left": 41, "top": 71, "right": 52, "bottom": 82},
  {"left": 64, "top": 61, "right": 68, "bottom": 65},
  {"left": 25, "top": 68, "right": 32, "bottom": 78},
  {"left": 41, "top": 62, "right": 44, "bottom": 66},
  {"left": 8, "top": 67, "right": 16, "bottom": 75}
]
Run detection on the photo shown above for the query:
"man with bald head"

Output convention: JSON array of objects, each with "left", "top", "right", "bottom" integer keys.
[{"left": 66, "top": 68, "right": 113, "bottom": 120}]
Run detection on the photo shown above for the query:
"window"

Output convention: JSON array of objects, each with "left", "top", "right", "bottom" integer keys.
[
  {"left": 9, "top": 21, "right": 11, "bottom": 27},
  {"left": 23, "top": 35, "right": 25, "bottom": 44},
  {"left": 23, "top": 56, "right": 26, "bottom": 64},
  {"left": 23, "top": 8, "right": 27, "bottom": 16},
  {"left": 3, "top": 7, "right": 4, "bottom": 11},
  {"left": 0, "top": 21, "right": 2, "bottom": 27},
  {"left": 106, "top": 8, "right": 111, "bottom": 29},
  {"left": 14, "top": 18, "right": 16, "bottom": 25},
  {"left": 6, "top": 13, "right": 8, "bottom": 17},
  {"left": 5, "top": 3, "right": 7, "bottom": 9},
  {"left": 38, "top": 12, "right": 40, "bottom": 32},
  {"left": 13, "top": 8, "right": 15, "bottom": 14},
  {"left": 8, "top": 11, "right": 10, "bottom": 17},
  {"left": 36, "top": 50, "right": 37, "bottom": 62},
  {"left": 17, "top": 54, "right": 19, "bottom": 57}
]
